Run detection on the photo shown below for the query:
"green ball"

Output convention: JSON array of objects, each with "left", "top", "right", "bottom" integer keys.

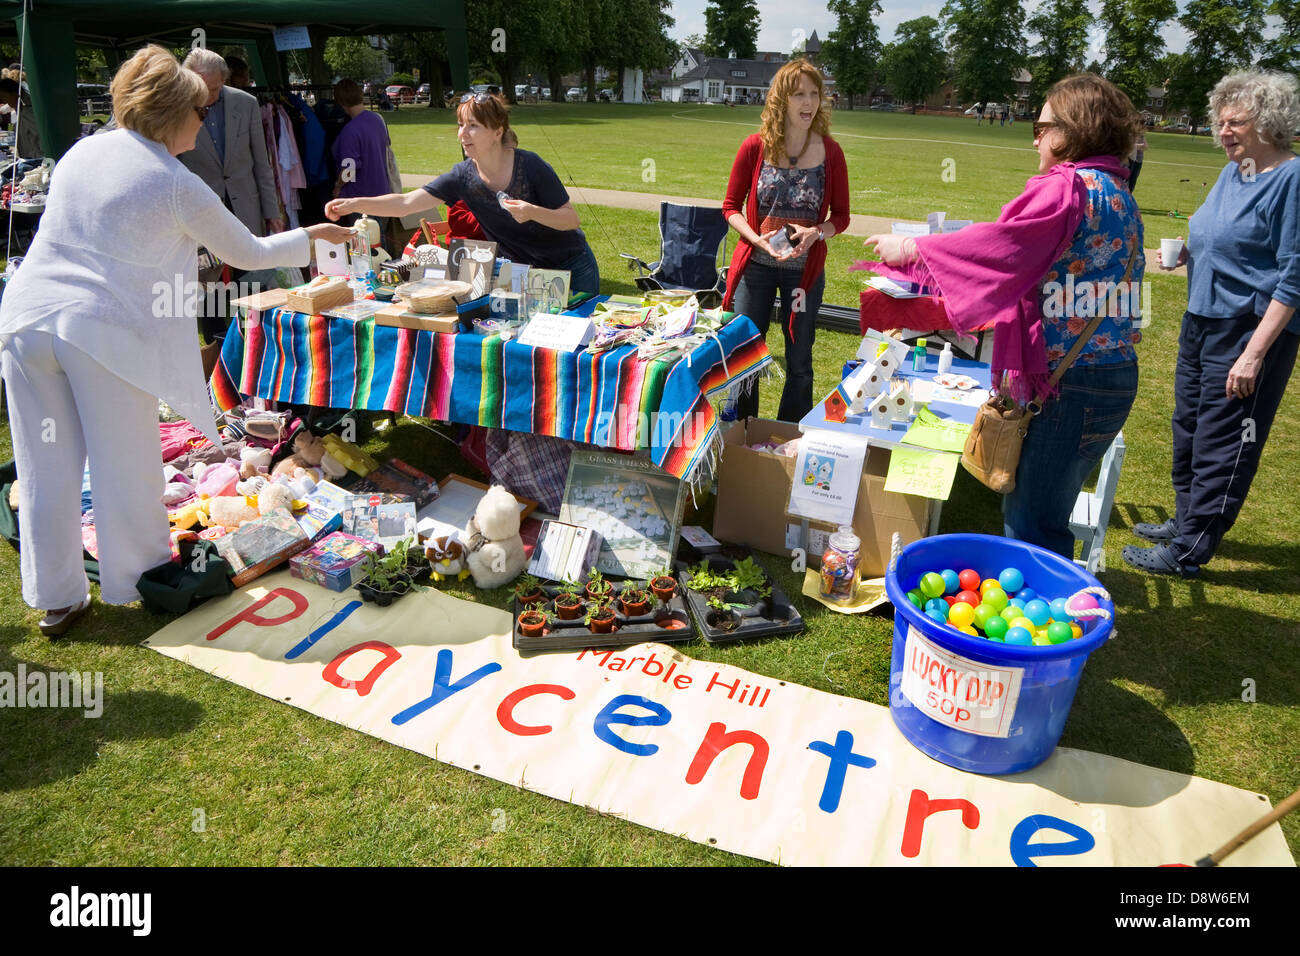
[
  {"left": 972, "top": 603, "right": 997, "bottom": 629},
  {"left": 983, "top": 615, "right": 1009, "bottom": 640},
  {"left": 983, "top": 587, "right": 1009, "bottom": 612},
  {"left": 1047, "top": 621, "right": 1073, "bottom": 644},
  {"left": 907, "top": 589, "right": 924, "bottom": 609},
  {"left": 919, "top": 572, "right": 946, "bottom": 599}
]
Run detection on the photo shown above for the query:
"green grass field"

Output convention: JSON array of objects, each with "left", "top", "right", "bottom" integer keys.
[{"left": 1, "top": 107, "right": 1297, "bottom": 865}]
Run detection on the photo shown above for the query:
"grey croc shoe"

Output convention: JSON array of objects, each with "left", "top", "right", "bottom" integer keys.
[
  {"left": 1122, "top": 544, "right": 1200, "bottom": 578},
  {"left": 1133, "top": 518, "right": 1177, "bottom": 543},
  {"left": 38, "top": 595, "right": 92, "bottom": 639}
]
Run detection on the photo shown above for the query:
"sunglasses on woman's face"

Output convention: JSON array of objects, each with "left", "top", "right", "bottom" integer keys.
[
  {"left": 1032, "top": 120, "right": 1056, "bottom": 141},
  {"left": 195, "top": 105, "right": 210, "bottom": 120}
]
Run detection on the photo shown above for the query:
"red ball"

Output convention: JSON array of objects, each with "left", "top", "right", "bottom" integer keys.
[
  {"left": 943, "top": 595, "right": 957, "bottom": 606},
  {"left": 958, "top": 569, "right": 981, "bottom": 592},
  {"left": 955, "top": 589, "right": 981, "bottom": 607}
]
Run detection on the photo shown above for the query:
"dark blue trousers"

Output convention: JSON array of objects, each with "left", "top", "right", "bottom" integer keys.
[
  {"left": 1171, "top": 312, "right": 1300, "bottom": 566},
  {"left": 731, "top": 261, "right": 824, "bottom": 422}
]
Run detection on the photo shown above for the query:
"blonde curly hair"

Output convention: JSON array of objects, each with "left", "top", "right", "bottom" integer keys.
[{"left": 758, "top": 59, "right": 829, "bottom": 166}]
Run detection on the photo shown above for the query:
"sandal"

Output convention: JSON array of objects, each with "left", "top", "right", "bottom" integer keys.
[
  {"left": 38, "top": 595, "right": 92, "bottom": 639},
  {"left": 1132, "top": 518, "right": 1177, "bottom": 543},
  {"left": 1122, "top": 544, "right": 1200, "bottom": 578}
]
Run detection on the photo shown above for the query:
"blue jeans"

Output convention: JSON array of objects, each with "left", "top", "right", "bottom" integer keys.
[
  {"left": 731, "top": 261, "right": 824, "bottom": 422},
  {"left": 1003, "top": 360, "right": 1138, "bottom": 558},
  {"left": 559, "top": 245, "right": 601, "bottom": 296}
]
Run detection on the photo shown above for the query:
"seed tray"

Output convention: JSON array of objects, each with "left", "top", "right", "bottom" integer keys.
[
  {"left": 512, "top": 580, "right": 696, "bottom": 652},
  {"left": 678, "top": 553, "right": 805, "bottom": 644}
]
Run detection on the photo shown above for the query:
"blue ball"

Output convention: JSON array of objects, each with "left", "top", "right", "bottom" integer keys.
[
  {"left": 999, "top": 567, "right": 1025, "bottom": 593},
  {"left": 1018, "top": 587, "right": 1037, "bottom": 602},
  {"left": 925, "top": 598, "right": 949, "bottom": 619},
  {"left": 1009, "top": 597, "right": 1026, "bottom": 610},
  {"left": 1050, "top": 597, "right": 1072, "bottom": 620},
  {"left": 1005, "top": 626, "right": 1033, "bottom": 645},
  {"left": 940, "top": 569, "right": 960, "bottom": 594},
  {"left": 926, "top": 608, "right": 949, "bottom": 625},
  {"left": 1023, "top": 599, "right": 1051, "bottom": 627}
]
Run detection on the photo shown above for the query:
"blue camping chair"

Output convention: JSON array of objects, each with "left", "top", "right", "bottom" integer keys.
[{"left": 620, "top": 202, "right": 730, "bottom": 308}]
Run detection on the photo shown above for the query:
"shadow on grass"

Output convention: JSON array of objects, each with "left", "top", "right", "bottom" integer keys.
[{"left": 0, "top": 629, "right": 203, "bottom": 792}]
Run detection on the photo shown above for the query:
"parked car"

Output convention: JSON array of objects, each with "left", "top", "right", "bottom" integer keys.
[
  {"left": 597, "top": 88, "right": 613, "bottom": 102},
  {"left": 77, "top": 83, "right": 111, "bottom": 114},
  {"left": 416, "top": 83, "right": 430, "bottom": 101},
  {"left": 385, "top": 84, "right": 416, "bottom": 105},
  {"left": 868, "top": 102, "right": 898, "bottom": 111},
  {"left": 542, "top": 88, "right": 551, "bottom": 99},
  {"left": 963, "top": 102, "right": 1004, "bottom": 116},
  {"left": 566, "top": 87, "right": 585, "bottom": 101}
]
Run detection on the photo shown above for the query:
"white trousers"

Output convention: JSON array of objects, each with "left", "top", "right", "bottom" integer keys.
[{"left": 1, "top": 330, "right": 169, "bottom": 607}]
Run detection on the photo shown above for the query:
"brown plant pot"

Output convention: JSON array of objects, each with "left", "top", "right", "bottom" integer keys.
[
  {"left": 650, "top": 576, "right": 677, "bottom": 602},
  {"left": 516, "top": 589, "right": 545, "bottom": 606},
  {"left": 586, "top": 583, "right": 613, "bottom": 602},
  {"left": 620, "top": 594, "right": 651, "bottom": 617},
  {"left": 654, "top": 610, "right": 690, "bottom": 630},
  {"left": 518, "top": 612, "right": 548, "bottom": 637},
  {"left": 554, "top": 597, "right": 583, "bottom": 620},
  {"left": 587, "top": 612, "right": 617, "bottom": 634}
]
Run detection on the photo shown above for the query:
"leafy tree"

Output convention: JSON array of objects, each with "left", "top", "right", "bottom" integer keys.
[
  {"left": 1259, "top": 0, "right": 1300, "bottom": 74},
  {"left": 1098, "top": 0, "right": 1178, "bottom": 106},
  {"left": 942, "top": 0, "right": 1027, "bottom": 106},
  {"left": 325, "top": 36, "right": 385, "bottom": 82},
  {"left": 1165, "top": 0, "right": 1265, "bottom": 127},
  {"left": 822, "top": 0, "right": 885, "bottom": 110},
  {"left": 703, "top": 0, "right": 760, "bottom": 59},
  {"left": 466, "top": 0, "right": 550, "bottom": 103},
  {"left": 883, "top": 16, "right": 946, "bottom": 112},
  {"left": 1025, "top": 0, "right": 1092, "bottom": 110}
]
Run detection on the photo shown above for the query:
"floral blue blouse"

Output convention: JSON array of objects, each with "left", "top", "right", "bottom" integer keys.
[{"left": 1039, "top": 167, "right": 1145, "bottom": 367}]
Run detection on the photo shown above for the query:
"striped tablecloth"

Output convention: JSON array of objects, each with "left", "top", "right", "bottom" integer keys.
[{"left": 211, "top": 297, "right": 773, "bottom": 485}]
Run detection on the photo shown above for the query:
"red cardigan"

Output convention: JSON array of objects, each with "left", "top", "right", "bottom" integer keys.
[{"left": 721, "top": 133, "right": 851, "bottom": 333}]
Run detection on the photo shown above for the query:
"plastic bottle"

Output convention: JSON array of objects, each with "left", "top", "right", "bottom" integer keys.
[
  {"left": 912, "top": 337, "right": 928, "bottom": 372},
  {"left": 819, "top": 526, "right": 862, "bottom": 605},
  {"left": 938, "top": 341, "right": 954, "bottom": 373}
]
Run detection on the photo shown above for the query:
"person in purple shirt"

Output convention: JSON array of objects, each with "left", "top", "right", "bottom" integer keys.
[
  {"left": 330, "top": 79, "right": 393, "bottom": 232},
  {"left": 1125, "top": 71, "right": 1300, "bottom": 577}
]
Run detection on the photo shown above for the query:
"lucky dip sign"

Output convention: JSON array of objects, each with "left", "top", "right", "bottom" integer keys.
[{"left": 144, "top": 573, "right": 1293, "bottom": 866}]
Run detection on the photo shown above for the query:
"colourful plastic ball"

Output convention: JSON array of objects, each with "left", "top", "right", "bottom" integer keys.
[
  {"left": 1018, "top": 587, "right": 1038, "bottom": 602},
  {"left": 924, "top": 598, "right": 949, "bottom": 618},
  {"left": 1006, "top": 615, "right": 1035, "bottom": 632},
  {"left": 1066, "top": 592, "right": 1100, "bottom": 616},
  {"left": 958, "top": 569, "right": 981, "bottom": 592},
  {"left": 1005, "top": 626, "right": 1033, "bottom": 645},
  {"left": 986, "top": 634, "right": 1005, "bottom": 642},
  {"left": 980, "top": 578, "right": 1001, "bottom": 595},
  {"left": 1070, "top": 623, "right": 1083, "bottom": 640},
  {"left": 1031, "top": 634, "right": 1052, "bottom": 646},
  {"left": 1048, "top": 621, "right": 1073, "bottom": 644},
  {"left": 958, "top": 625, "right": 979, "bottom": 636},
  {"left": 983, "top": 615, "right": 1009, "bottom": 640},
  {"left": 920, "top": 572, "right": 946, "bottom": 598},
  {"left": 1023, "top": 599, "right": 1052, "bottom": 627},
  {"left": 983, "top": 588, "right": 1009, "bottom": 612},
  {"left": 940, "top": 569, "right": 960, "bottom": 594},
  {"left": 999, "top": 567, "right": 1025, "bottom": 593},
  {"left": 1009, "top": 597, "right": 1026, "bottom": 610},
  {"left": 973, "top": 604, "right": 998, "bottom": 629},
  {"left": 1050, "top": 597, "right": 1072, "bottom": 620},
  {"left": 948, "top": 602, "right": 976, "bottom": 629},
  {"left": 955, "top": 589, "right": 981, "bottom": 607},
  {"left": 926, "top": 608, "right": 949, "bottom": 625},
  {"left": 943, "top": 595, "right": 957, "bottom": 606},
  {"left": 907, "top": 590, "right": 924, "bottom": 609}
]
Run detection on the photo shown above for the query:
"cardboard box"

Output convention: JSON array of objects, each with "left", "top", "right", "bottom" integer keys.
[
  {"left": 712, "top": 418, "right": 932, "bottom": 578},
  {"left": 289, "top": 531, "right": 382, "bottom": 592}
]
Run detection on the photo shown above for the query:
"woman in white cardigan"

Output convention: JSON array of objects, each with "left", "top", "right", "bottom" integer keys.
[{"left": 0, "top": 46, "right": 351, "bottom": 636}]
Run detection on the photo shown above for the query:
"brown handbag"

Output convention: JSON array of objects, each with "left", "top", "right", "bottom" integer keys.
[{"left": 961, "top": 240, "right": 1138, "bottom": 494}]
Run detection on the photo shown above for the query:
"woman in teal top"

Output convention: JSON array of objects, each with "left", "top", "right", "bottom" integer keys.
[{"left": 1125, "top": 71, "right": 1300, "bottom": 576}]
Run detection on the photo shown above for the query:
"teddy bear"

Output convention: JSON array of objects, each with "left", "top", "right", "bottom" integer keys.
[
  {"left": 272, "top": 431, "right": 346, "bottom": 481},
  {"left": 255, "top": 482, "right": 296, "bottom": 516},
  {"left": 199, "top": 495, "right": 259, "bottom": 529},
  {"left": 239, "top": 446, "right": 272, "bottom": 480},
  {"left": 463, "top": 485, "right": 527, "bottom": 589}
]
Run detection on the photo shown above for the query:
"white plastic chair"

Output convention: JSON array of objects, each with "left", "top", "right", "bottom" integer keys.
[{"left": 1070, "top": 432, "right": 1125, "bottom": 574}]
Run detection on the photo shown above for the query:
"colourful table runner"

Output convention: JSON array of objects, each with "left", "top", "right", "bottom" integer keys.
[{"left": 211, "top": 298, "right": 773, "bottom": 486}]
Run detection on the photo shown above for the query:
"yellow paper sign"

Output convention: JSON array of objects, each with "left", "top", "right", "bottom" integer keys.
[
  {"left": 901, "top": 406, "right": 971, "bottom": 454},
  {"left": 884, "top": 445, "right": 961, "bottom": 500}
]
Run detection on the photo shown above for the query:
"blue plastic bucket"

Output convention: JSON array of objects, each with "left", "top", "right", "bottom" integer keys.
[{"left": 884, "top": 533, "right": 1114, "bottom": 775}]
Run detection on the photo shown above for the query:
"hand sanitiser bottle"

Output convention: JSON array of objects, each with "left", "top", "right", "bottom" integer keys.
[
  {"left": 937, "top": 342, "right": 954, "bottom": 373},
  {"left": 912, "top": 337, "right": 927, "bottom": 372}
]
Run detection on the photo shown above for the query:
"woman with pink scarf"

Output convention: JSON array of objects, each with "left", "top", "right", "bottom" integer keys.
[{"left": 865, "top": 75, "right": 1144, "bottom": 559}]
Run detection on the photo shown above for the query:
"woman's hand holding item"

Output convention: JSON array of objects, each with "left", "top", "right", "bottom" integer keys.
[
  {"left": 786, "top": 223, "right": 822, "bottom": 258},
  {"left": 862, "top": 233, "right": 917, "bottom": 267},
  {"left": 305, "top": 222, "right": 357, "bottom": 245}
]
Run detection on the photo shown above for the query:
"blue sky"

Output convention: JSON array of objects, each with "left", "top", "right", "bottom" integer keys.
[{"left": 666, "top": 1, "right": 1196, "bottom": 58}]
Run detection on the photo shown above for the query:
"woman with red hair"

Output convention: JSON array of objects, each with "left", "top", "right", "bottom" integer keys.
[{"left": 722, "top": 59, "right": 851, "bottom": 422}]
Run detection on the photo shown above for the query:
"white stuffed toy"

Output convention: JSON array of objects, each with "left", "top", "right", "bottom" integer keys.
[
  {"left": 463, "top": 485, "right": 527, "bottom": 589},
  {"left": 256, "top": 482, "right": 296, "bottom": 516}
]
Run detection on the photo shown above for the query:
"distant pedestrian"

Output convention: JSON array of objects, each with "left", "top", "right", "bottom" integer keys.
[{"left": 1000, "top": 108, "right": 1007, "bottom": 126}]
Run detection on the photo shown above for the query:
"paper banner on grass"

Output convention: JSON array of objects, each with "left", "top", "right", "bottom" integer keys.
[
  {"left": 142, "top": 573, "right": 1295, "bottom": 867},
  {"left": 884, "top": 445, "right": 961, "bottom": 500},
  {"left": 801, "top": 569, "right": 889, "bottom": 614},
  {"left": 901, "top": 406, "right": 972, "bottom": 454},
  {"left": 787, "top": 429, "right": 870, "bottom": 526}
]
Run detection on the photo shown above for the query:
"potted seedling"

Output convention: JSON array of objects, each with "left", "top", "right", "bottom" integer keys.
[
  {"left": 727, "top": 556, "right": 771, "bottom": 607},
  {"left": 357, "top": 548, "right": 415, "bottom": 606},
  {"left": 584, "top": 598, "right": 618, "bottom": 634},
  {"left": 585, "top": 566, "right": 613, "bottom": 602},
  {"left": 619, "top": 582, "right": 651, "bottom": 617},
  {"left": 400, "top": 538, "right": 433, "bottom": 585},
  {"left": 517, "top": 602, "right": 553, "bottom": 638},
  {"left": 553, "top": 579, "right": 584, "bottom": 620},
  {"left": 649, "top": 566, "right": 678, "bottom": 603},
  {"left": 705, "top": 594, "right": 746, "bottom": 632},
  {"left": 684, "top": 559, "right": 730, "bottom": 595},
  {"left": 513, "top": 573, "right": 545, "bottom": 606}
]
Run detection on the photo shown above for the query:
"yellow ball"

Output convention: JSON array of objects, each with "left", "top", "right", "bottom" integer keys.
[
  {"left": 1070, "top": 623, "right": 1083, "bottom": 639},
  {"left": 958, "top": 625, "right": 979, "bottom": 636},
  {"left": 1008, "top": 616, "right": 1035, "bottom": 633},
  {"left": 980, "top": 578, "right": 1000, "bottom": 594},
  {"left": 948, "top": 602, "right": 976, "bottom": 629}
]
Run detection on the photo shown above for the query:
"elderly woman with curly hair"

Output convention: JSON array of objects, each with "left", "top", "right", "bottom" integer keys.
[
  {"left": 721, "top": 58, "right": 851, "bottom": 422},
  {"left": 0, "top": 46, "right": 351, "bottom": 636},
  {"left": 1124, "top": 72, "right": 1300, "bottom": 577}
]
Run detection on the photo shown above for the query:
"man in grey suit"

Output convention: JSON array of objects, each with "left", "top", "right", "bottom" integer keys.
[{"left": 179, "top": 48, "right": 282, "bottom": 237}]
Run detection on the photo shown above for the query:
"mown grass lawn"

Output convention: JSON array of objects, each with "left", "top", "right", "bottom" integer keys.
[{"left": 1, "top": 106, "right": 1296, "bottom": 865}]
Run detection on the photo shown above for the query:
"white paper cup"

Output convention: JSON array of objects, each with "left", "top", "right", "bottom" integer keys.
[{"left": 1160, "top": 237, "right": 1184, "bottom": 268}]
